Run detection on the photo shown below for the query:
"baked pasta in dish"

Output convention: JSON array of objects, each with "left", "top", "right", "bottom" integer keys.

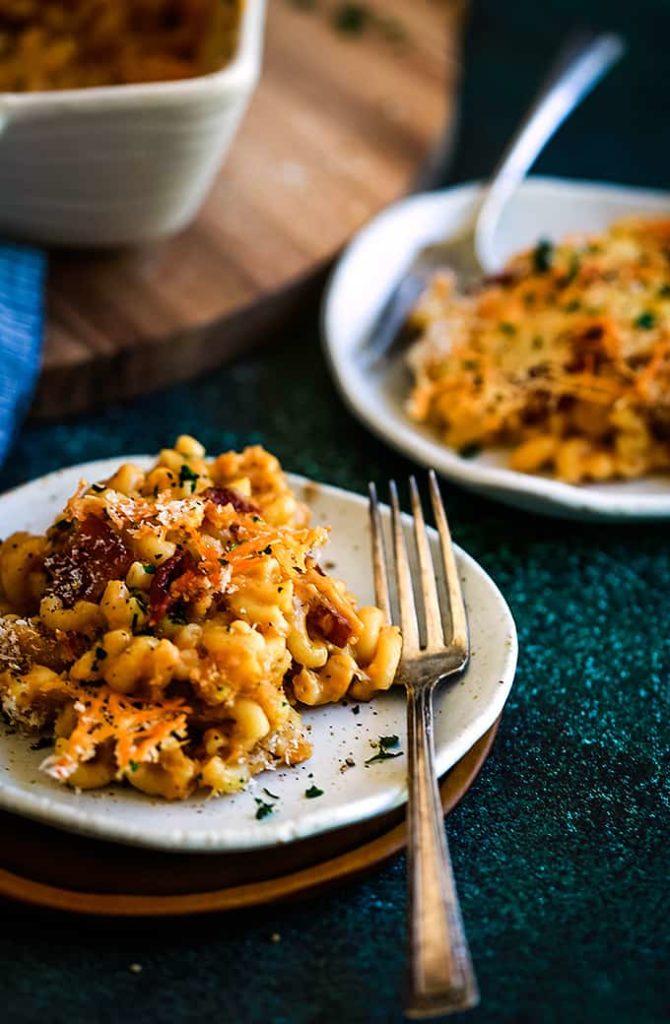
[
  {"left": 408, "top": 217, "right": 670, "bottom": 484},
  {"left": 0, "top": 438, "right": 401, "bottom": 800},
  {"left": 0, "top": 0, "right": 241, "bottom": 92}
]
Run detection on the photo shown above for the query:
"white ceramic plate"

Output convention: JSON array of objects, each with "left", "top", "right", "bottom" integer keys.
[
  {"left": 323, "top": 177, "right": 670, "bottom": 520},
  {"left": 0, "top": 458, "right": 516, "bottom": 852}
]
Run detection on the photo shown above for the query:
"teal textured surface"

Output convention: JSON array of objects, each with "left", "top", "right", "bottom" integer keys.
[
  {"left": 1, "top": 319, "right": 668, "bottom": 1024},
  {"left": 1, "top": 1, "right": 670, "bottom": 1021}
]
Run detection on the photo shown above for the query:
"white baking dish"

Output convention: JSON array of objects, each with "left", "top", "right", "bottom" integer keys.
[{"left": 0, "top": 0, "right": 265, "bottom": 247}]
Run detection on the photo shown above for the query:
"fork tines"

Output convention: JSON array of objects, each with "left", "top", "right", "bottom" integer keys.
[{"left": 368, "top": 472, "right": 468, "bottom": 667}]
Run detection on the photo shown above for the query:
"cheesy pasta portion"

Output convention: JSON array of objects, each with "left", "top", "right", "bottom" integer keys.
[
  {"left": 408, "top": 217, "right": 670, "bottom": 484},
  {"left": 0, "top": 0, "right": 241, "bottom": 92},
  {"left": 0, "top": 438, "right": 401, "bottom": 800}
]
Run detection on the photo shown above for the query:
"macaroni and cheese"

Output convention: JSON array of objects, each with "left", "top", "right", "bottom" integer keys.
[
  {"left": 408, "top": 217, "right": 670, "bottom": 484},
  {"left": 0, "top": 0, "right": 241, "bottom": 92},
  {"left": 0, "top": 439, "right": 401, "bottom": 800}
]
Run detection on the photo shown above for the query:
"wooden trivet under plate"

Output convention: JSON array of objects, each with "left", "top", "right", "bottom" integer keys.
[
  {"left": 35, "top": 0, "right": 464, "bottom": 418},
  {"left": 0, "top": 719, "right": 497, "bottom": 918}
]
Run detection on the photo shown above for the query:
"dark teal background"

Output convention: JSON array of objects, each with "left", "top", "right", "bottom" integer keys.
[{"left": 1, "top": 2, "right": 669, "bottom": 1022}]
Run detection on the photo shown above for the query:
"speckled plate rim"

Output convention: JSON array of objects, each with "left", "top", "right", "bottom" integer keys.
[
  {"left": 322, "top": 176, "right": 670, "bottom": 521},
  {"left": 0, "top": 458, "right": 517, "bottom": 853}
]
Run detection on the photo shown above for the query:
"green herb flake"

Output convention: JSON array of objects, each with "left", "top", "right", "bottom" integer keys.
[
  {"left": 143, "top": 563, "right": 156, "bottom": 575},
  {"left": 458, "top": 444, "right": 482, "bottom": 460},
  {"left": 129, "top": 760, "right": 139, "bottom": 773},
  {"left": 365, "top": 734, "right": 404, "bottom": 765},
  {"left": 179, "top": 464, "right": 199, "bottom": 492},
  {"left": 635, "top": 310, "right": 657, "bottom": 330},
  {"left": 254, "top": 799, "right": 275, "bottom": 820},
  {"left": 380, "top": 734, "right": 399, "bottom": 748},
  {"left": 532, "top": 238, "right": 554, "bottom": 274},
  {"left": 305, "top": 785, "right": 324, "bottom": 799},
  {"left": 263, "top": 787, "right": 280, "bottom": 800},
  {"left": 499, "top": 321, "right": 517, "bottom": 336}
]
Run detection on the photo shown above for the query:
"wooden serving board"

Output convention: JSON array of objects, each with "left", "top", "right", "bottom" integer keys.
[
  {"left": 0, "top": 721, "right": 497, "bottom": 917},
  {"left": 34, "top": 0, "right": 464, "bottom": 418}
]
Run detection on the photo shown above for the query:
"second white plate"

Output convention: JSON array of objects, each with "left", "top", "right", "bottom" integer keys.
[
  {"left": 323, "top": 176, "right": 670, "bottom": 520},
  {"left": 0, "top": 458, "right": 517, "bottom": 852}
]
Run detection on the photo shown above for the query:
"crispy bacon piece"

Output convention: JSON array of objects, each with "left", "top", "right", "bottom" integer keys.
[
  {"left": 203, "top": 486, "right": 260, "bottom": 516},
  {"left": 44, "top": 515, "right": 133, "bottom": 607},
  {"left": 148, "top": 550, "right": 192, "bottom": 624},
  {"left": 306, "top": 602, "right": 354, "bottom": 649}
]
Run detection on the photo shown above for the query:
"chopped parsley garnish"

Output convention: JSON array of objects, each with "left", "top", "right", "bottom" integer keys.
[
  {"left": 219, "top": 557, "right": 229, "bottom": 567},
  {"left": 179, "top": 464, "right": 199, "bottom": 492},
  {"left": 305, "top": 785, "right": 324, "bottom": 799},
  {"left": 365, "top": 734, "right": 404, "bottom": 765},
  {"left": 499, "top": 321, "right": 517, "bottom": 336},
  {"left": 262, "top": 545, "right": 273, "bottom": 555},
  {"left": 129, "top": 760, "right": 139, "bottom": 772},
  {"left": 143, "top": 563, "right": 156, "bottom": 575},
  {"left": 95, "top": 647, "right": 107, "bottom": 661},
  {"left": 532, "top": 238, "right": 554, "bottom": 274},
  {"left": 635, "top": 310, "right": 657, "bottom": 330},
  {"left": 458, "top": 444, "right": 481, "bottom": 460},
  {"left": 263, "top": 787, "right": 279, "bottom": 800},
  {"left": 254, "top": 798, "right": 275, "bottom": 820}
]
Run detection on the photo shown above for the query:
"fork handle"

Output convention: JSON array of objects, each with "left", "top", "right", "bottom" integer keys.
[{"left": 405, "top": 683, "right": 479, "bottom": 1018}]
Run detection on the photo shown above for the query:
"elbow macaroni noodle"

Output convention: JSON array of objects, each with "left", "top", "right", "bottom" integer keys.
[{"left": 0, "top": 438, "right": 402, "bottom": 800}]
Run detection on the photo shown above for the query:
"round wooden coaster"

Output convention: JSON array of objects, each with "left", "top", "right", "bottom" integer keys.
[{"left": 0, "top": 721, "right": 498, "bottom": 917}]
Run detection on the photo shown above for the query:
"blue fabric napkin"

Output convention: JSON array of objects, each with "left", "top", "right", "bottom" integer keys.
[{"left": 0, "top": 244, "right": 45, "bottom": 464}]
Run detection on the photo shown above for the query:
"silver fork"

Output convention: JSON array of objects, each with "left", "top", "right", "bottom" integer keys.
[
  {"left": 369, "top": 472, "right": 475, "bottom": 1018},
  {"left": 362, "top": 29, "right": 625, "bottom": 366}
]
